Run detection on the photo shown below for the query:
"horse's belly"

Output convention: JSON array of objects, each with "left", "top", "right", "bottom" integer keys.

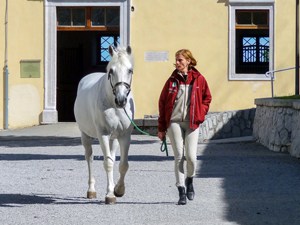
[
  {"left": 75, "top": 100, "right": 132, "bottom": 138},
  {"left": 74, "top": 104, "right": 97, "bottom": 138}
]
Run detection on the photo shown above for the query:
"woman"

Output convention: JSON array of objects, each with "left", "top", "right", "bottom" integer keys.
[{"left": 158, "top": 49, "right": 212, "bottom": 205}]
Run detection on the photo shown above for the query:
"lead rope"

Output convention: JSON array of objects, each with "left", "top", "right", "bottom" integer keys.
[{"left": 123, "top": 108, "right": 168, "bottom": 156}]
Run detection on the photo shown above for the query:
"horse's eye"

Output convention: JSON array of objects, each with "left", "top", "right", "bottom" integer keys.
[{"left": 128, "top": 69, "right": 133, "bottom": 74}]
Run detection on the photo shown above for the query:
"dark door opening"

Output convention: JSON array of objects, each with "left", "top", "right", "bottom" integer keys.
[{"left": 57, "top": 31, "right": 116, "bottom": 121}]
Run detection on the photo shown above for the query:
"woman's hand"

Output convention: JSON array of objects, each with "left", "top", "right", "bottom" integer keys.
[{"left": 158, "top": 131, "right": 166, "bottom": 141}]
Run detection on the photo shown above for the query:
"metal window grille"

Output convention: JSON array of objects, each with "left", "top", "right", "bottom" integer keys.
[
  {"left": 100, "top": 36, "right": 120, "bottom": 62},
  {"left": 242, "top": 37, "right": 269, "bottom": 63}
]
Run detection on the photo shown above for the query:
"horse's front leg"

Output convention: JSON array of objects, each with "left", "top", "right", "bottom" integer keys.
[
  {"left": 81, "top": 132, "right": 96, "bottom": 199},
  {"left": 114, "top": 133, "right": 130, "bottom": 198},
  {"left": 98, "top": 135, "right": 116, "bottom": 204}
]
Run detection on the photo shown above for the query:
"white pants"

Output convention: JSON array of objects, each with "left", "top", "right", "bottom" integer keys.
[{"left": 167, "top": 122, "right": 199, "bottom": 187}]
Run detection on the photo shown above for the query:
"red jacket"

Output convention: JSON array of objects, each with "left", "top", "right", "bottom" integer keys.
[{"left": 158, "top": 67, "right": 212, "bottom": 132}]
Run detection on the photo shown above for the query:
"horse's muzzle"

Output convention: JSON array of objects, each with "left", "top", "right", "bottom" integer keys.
[
  {"left": 113, "top": 83, "right": 130, "bottom": 108},
  {"left": 115, "top": 97, "right": 127, "bottom": 108}
]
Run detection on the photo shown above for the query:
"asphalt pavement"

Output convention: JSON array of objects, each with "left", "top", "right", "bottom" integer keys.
[{"left": 0, "top": 123, "right": 299, "bottom": 225}]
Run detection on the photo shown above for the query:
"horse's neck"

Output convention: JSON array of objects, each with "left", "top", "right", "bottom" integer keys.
[{"left": 97, "top": 73, "right": 115, "bottom": 107}]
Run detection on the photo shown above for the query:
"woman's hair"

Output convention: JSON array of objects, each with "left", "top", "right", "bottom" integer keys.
[{"left": 175, "top": 49, "right": 197, "bottom": 68}]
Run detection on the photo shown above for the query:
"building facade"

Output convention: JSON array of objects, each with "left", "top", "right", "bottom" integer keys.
[{"left": 0, "top": 0, "right": 296, "bottom": 129}]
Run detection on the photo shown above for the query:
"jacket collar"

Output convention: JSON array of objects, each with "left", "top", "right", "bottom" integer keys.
[
  {"left": 171, "top": 67, "right": 201, "bottom": 80},
  {"left": 189, "top": 67, "right": 202, "bottom": 79}
]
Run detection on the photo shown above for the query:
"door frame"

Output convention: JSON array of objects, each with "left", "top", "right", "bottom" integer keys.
[{"left": 42, "top": 0, "right": 131, "bottom": 124}]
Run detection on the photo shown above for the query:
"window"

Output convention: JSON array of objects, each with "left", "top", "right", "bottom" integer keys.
[
  {"left": 98, "top": 35, "right": 120, "bottom": 63},
  {"left": 236, "top": 10, "right": 269, "bottom": 74},
  {"left": 57, "top": 8, "right": 86, "bottom": 26},
  {"left": 229, "top": 1, "right": 274, "bottom": 80},
  {"left": 57, "top": 7, "right": 120, "bottom": 65},
  {"left": 57, "top": 7, "right": 120, "bottom": 31}
]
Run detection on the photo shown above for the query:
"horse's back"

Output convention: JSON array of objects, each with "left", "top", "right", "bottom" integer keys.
[
  {"left": 75, "top": 72, "right": 105, "bottom": 109},
  {"left": 77, "top": 72, "right": 105, "bottom": 94},
  {"left": 74, "top": 72, "right": 106, "bottom": 137}
]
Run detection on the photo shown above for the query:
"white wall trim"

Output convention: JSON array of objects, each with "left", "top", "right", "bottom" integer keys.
[
  {"left": 229, "top": 0, "right": 275, "bottom": 5},
  {"left": 42, "top": 0, "right": 130, "bottom": 124}
]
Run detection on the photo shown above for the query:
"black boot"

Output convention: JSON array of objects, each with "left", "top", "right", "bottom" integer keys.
[
  {"left": 185, "top": 177, "right": 195, "bottom": 200},
  {"left": 177, "top": 186, "right": 187, "bottom": 205}
]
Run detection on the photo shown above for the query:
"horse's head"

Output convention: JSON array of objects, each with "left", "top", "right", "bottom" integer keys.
[{"left": 107, "top": 45, "right": 134, "bottom": 108}]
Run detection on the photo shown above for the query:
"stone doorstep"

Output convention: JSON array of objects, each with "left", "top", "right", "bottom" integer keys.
[
  {"left": 133, "top": 118, "right": 158, "bottom": 127},
  {"left": 293, "top": 101, "right": 300, "bottom": 110},
  {"left": 131, "top": 119, "right": 157, "bottom": 136}
]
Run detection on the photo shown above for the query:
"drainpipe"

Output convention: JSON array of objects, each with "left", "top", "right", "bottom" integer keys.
[
  {"left": 296, "top": 0, "right": 299, "bottom": 95},
  {"left": 3, "top": 0, "right": 9, "bottom": 129}
]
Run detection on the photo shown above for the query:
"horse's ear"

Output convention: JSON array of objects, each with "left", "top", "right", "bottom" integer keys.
[
  {"left": 109, "top": 45, "right": 117, "bottom": 56},
  {"left": 113, "top": 40, "right": 118, "bottom": 48},
  {"left": 126, "top": 46, "right": 132, "bottom": 55}
]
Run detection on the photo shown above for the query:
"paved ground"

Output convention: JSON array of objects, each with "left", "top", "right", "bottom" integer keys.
[{"left": 0, "top": 123, "right": 300, "bottom": 225}]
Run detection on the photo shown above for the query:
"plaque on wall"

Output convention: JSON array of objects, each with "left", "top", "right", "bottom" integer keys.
[
  {"left": 20, "top": 60, "right": 41, "bottom": 78},
  {"left": 144, "top": 51, "right": 169, "bottom": 62}
]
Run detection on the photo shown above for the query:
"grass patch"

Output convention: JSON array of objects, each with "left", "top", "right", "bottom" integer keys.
[{"left": 274, "top": 95, "right": 300, "bottom": 100}]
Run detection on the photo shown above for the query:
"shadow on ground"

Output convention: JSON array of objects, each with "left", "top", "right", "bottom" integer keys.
[
  {"left": 0, "top": 136, "right": 158, "bottom": 148},
  {"left": 197, "top": 131, "right": 300, "bottom": 224},
  {"left": 0, "top": 193, "right": 174, "bottom": 207},
  {"left": 0, "top": 153, "right": 171, "bottom": 162},
  {"left": 0, "top": 194, "right": 56, "bottom": 207}
]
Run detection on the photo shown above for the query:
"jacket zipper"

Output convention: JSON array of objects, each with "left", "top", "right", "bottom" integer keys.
[
  {"left": 191, "top": 89, "right": 195, "bottom": 126},
  {"left": 182, "top": 78, "right": 187, "bottom": 122}
]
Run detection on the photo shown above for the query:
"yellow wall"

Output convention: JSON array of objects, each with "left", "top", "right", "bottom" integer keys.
[
  {"left": 274, "top": 1, "right": 296, "bottom": 97},
  {"left": 0, "top": 0, "right": 5, "bottom": 127},
  {"left": 0, "top": 0, "right": 297, "bottom": 128},
  {"left": 130, "top": 0, "right": 296, "bottom": 118},
  {"left": 1, "top": 0, "right": 44, "bottom": 129}
]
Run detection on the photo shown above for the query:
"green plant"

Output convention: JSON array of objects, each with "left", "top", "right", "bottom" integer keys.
[{"left": 274, "top": 95, "right": 300, "bottom": 100}]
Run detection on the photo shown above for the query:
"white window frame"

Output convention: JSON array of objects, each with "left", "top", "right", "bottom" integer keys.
[{"left": 229, "top": 0, "right": 274, "bottom": 80}]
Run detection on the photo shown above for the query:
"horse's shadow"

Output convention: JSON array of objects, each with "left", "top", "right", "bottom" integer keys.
[
  {"left": 0, "top": 137, "right": 82, "bottom": 147},
  {"left": 0, "top": 136, "right": 158, "bottom": 148},
  {"left": 0, "top": 153, "right": 85, "bottom": 161},
  {"left": 0, "top": 154, "right": 172, "bottom": 162},
  {"left": 0, "top": 193, "right": 174, "bottom": 207},
  {"left": 0, "top": 194, "right": 56, "bottom": 207}
]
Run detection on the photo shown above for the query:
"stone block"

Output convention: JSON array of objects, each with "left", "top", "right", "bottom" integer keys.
[
  {"left": 243, "top": 109, "right": 250, "bottom": 120},
  {"left": 232, "top": 125, "right": 241, "bottom": 137},
  {"left": 254, "top": 97, "right": 300, "bottom": 158},
  {"left": 144, "top": 119, "right": 158, "bottom": 126},
  {"left": 133, "top": 119, "right": 144, "bottom": 126}
]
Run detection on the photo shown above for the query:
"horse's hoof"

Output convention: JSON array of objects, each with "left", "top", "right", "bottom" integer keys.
[
  {"left": 105, "top": 196, "right": 116, "bottom": 204},
  {"left": 114, "top": 185, "right": 125, "bottom": 197},
  {"left": 114, "top": 189, "right": 124, "bottom": 198},
  {"left": 87, "top": 191, "right": 97, "bottom": 199}
]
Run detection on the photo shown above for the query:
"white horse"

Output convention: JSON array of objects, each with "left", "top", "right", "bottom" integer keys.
[{"left": 74, "top": 45, "right": 134, "bottom": 204}]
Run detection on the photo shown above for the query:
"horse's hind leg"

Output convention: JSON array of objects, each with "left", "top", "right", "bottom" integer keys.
[
  {"left": 81, "top": 132, "right": 96, "bottom": 199},
  {"left": 114, "top": 134, "right": 130, "bottom": 198}
]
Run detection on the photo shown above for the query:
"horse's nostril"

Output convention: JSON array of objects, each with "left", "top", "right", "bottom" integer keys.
[{"left": 115, "top": 98, "right": 127, "bottom": 108}]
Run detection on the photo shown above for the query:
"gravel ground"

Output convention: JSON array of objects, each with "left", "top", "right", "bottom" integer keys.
[{"left": 0, "top": 124, "right": 300, "bottom": 225}]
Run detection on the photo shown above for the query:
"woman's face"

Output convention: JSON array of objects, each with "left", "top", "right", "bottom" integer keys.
[{"left": 175, "top": 54, "right": 190, "bottom": 73}]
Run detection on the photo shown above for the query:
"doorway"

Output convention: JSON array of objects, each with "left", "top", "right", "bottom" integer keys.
[
  {"left": 57, "top": 31, "right": 105, "bottom": 121},
  {"left": 56, "top": 6, "right": 120, "bottom": 121}
]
